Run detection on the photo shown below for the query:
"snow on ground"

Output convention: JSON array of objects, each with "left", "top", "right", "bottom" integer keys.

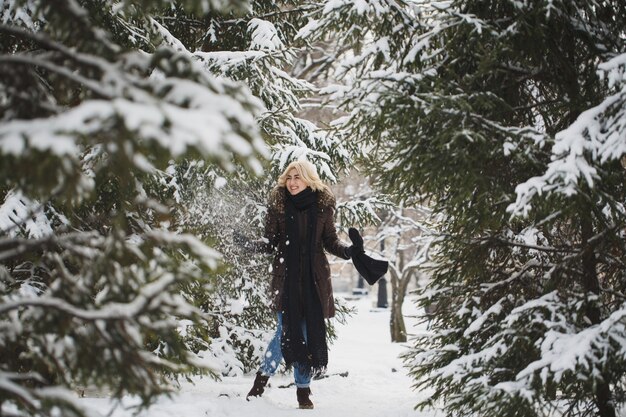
[{"left": 81, "top": 293, "right": 436, "bottom": 417}]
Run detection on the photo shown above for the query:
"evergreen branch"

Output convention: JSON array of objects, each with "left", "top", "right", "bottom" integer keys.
[
  {"left": 0, "top": 55, "right": 112, "bottom": 99},
  {"left": 0, "top": 375, "right": 41, "bottom": 414},
  {"left": 47, "top": 0, "right": 119, "bottom": 54},
  {"left": 0, "top": 236, "right": 59, "bottom": 263},
  {"left": 5, "top": 83, "right": 61, "bottom": 114},
  {"left": 0, "top": 24, "right": 111, "bottom": 71},
  {"left": 600, "top": 287, "right": 626, "bottom": 301},
  {"left": 158, "top": 5, "right": 319, "bottom": 28},
  {"left": 480, "top": 259, "right": 542, "bottom": 293},
  {"left": 601, "top": 253, "right": 626, "bottom": 269},
  {"left": 488, "top": 237, "right": 573, "bottom": 253},
  {"left": 0, "top": 188, "right": 65, "bottom": 238},
  {"left": 535, "top": 210, "right": 564, "bottom": 227},
  {"left": 0, "top": 232, "right": 101, "bottom": 263},
  {"left": 157, "top": 16, "right": 208, "bottom": 28},
  {"left": 0, "top": 273, "right": 180, "bottom": 319},
  {"left": 375, "top": 87, "right": 546, "bottom": 140},
  {"left": 511, "top": 98, "right": 564, "bottom": 112},
  {"left": 0, "top": 24, "right": 147, "bottom": 103},
  {"left": 228, "top": 4, "right": 320, "bottom": 24},
  {"left": 295, "top": 45, "right": 353, "bottom": 81}
]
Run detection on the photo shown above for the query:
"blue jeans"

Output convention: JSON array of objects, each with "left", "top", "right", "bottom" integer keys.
[{"left": 259, "top": 312, "right": 311, "bottom": 388}]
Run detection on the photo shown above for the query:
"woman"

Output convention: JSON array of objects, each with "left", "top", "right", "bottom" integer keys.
[{"left": 245, "top": 160, "right": 354, "bottom": 409}]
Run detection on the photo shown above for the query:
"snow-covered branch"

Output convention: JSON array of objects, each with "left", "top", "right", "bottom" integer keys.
[{"left": 508, "top": 53, "right": 626, "bottom": 217}]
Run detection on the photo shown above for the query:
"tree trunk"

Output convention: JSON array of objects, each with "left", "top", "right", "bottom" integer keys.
[
  {"left": 581, "top": 208, "right": 615, "bottom": 417},
  {"left": 390, "top": 289, "right": 407, "bottom": 342},
  {"left": 389, "top": 265, "right": 413, "bottom": 343},
  {"left": 377, "top": 238, "right": 388, "bottom": 307}
]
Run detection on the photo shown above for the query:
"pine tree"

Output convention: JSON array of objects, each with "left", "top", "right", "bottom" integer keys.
[
  {"left": 0, "top": 0, "right": 265, "bottom": 416},
  {"left": 301, "top": 0, "right": 626, "bottom": 416}
]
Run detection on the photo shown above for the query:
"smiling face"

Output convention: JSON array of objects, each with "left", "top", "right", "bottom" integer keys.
[{"left": 285, "top": 168, "right": 307, "bottom": 195}]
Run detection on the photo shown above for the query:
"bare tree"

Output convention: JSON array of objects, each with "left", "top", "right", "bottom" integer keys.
[{"left": 373, "top": 204, "right": 434, "bottom": 343}]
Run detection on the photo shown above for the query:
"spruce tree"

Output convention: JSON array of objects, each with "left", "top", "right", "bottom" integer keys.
[
  {"left": 302, "top": 0, "right": 626, "bottom": 416},
  {"left": 0, "top": 0, "right": 265, "bottom": 416}
]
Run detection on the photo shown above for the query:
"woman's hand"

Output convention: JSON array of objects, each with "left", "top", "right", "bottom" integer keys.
[{"left": 347, "top": 227, "right": 365, "bottom": 256}]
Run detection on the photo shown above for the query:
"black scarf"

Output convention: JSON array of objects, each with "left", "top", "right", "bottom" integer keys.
[{"left": 280, "top": 187, "right": 328, "bottom": 376}]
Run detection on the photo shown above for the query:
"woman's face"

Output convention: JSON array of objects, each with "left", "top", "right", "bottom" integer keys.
[{"left": 286, "top": 168, "right": 306, "bottom": 195}]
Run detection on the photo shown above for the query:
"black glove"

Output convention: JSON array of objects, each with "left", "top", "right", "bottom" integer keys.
[
  {"left": 347, "top": 227, "right": 388, "bottom": 285},
  {"left": 348, "top": 227, "right": 365, "bottom": 256}
]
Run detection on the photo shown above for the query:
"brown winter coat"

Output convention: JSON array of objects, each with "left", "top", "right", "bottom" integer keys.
[{"left": 262, "top": 187, "right": 350, "bottom": 319}]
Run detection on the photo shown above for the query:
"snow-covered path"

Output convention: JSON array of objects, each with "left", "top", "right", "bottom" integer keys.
[{"left": 82, "top": 295, "right": 434, "bottom": 417}]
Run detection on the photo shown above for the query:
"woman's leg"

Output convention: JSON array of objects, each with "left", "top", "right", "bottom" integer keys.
[
  {"left": 259, "top": 312, "right": 283, "bottom": 376},
  {"left": 293, "top": 318, "right": 312, "bottom": 388},
  {"left": 294, "top": 318, "right": 314, "bottom": 409},
  {"left": 247, "top": 313, "right": 282, "bottom": 399}
]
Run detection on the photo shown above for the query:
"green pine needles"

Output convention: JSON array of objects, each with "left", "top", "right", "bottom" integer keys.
[{"left": 300, "top": 0, "right": 626, "bottom": 416}]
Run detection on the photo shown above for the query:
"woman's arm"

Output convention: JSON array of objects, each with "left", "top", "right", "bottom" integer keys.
[
  {"left": 322, "top": 207, "right": 351, "bottom": 260},
  {"left": 233, "top": 205, "right": 279, "bottom": 254},
  {"left": 261, "top": 205, "right": 279, "bottom": 253}
]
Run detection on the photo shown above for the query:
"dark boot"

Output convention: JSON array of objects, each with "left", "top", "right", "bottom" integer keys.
[
  {"left": 296, "top": 387, "right": 314, "bottom": 409},
  {"left": 246, "top": 371, "right": 269, "bottom": 400}
]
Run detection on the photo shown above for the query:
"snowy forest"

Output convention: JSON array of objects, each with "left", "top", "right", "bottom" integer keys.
[{"left": 1, "top": 0, "right": 625, "bottom": 417}]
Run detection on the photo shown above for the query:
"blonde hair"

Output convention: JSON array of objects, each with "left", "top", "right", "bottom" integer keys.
[{"left": 277, "top": 160, "right": 332, "bottom": 194}]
